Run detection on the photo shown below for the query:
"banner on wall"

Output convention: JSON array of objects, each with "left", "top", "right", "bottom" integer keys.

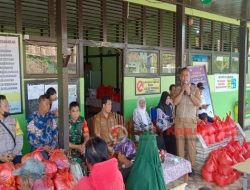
[
  {"left": 188, "top": 65, "right": 214, "bottom": 117},
  {"left": 0, "top": 35, "right": 22, "bottom": 114},
  {"left": 135, "top": 77, "right": 161, "bottom": 95},
  {"left": 214, "top": 74, "right": 238, "bottom": 92}
]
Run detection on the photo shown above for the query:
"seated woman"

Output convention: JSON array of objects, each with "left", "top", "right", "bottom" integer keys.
[
  {"left": 133, "top": 96, "right": 153, "bottom": 135},
  {"left": 74, "top": 137, "right": 125, "bottom": 190},
  {"left": 156, "top": 91, "right": 177, "bottom": 155},
  {"left": 133, "top": 96, "right": 166, "bottom": 150},
  {"left": 126, "top": 132, "right": 166, "bottom": 190}
]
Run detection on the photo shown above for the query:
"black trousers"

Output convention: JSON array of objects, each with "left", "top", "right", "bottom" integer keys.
[{"left": 163, "top": 126, "right": 177, "bottom": 155}]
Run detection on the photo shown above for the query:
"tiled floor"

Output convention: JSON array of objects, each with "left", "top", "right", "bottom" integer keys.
[{"left": 167, "top": 173, "right": 250, "bottom": 190}]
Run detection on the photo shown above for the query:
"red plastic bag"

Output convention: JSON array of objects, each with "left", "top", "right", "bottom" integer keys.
[
  {"left": 21, "top": 153, "right": 32, "bottom": 164},
  {"left": 53, "top": 171, "right": 77, "bottom": 190},
  {"left": 233, "top": 153, "right": 245, "bottom": 163},
  {"left": 32, "top": 178, "right": 54, "bottom": 190},
  {"left": 203, "top": 135, "right": 210, "bottom": 145},
  {"left": 209, "top": 134, "right": 216, "bottom": 144},
  {"left": 43, "top": 160, "right": 58, "bottom": 178},
  {"left": 0, "top": 184, "right": 16, "bottom": 190},
  {"left": 204, "top": 157, "right": 217, "bottom": 172},
  {"left": 31, "top": 148, "right": 44, "bottom": 162},
  {"left": 14, "top": 164, "right": 22, "bottom": 190},
  {"left": 49, "top": 149, "right": 69, "bottom": 171},
  {"left": 218, "top": 152, "right": 233, "bottom": 166},
  {"left": 213, "top": 172, "right": 229, "bottom": 187},
  {"left": 206, "top": 124, "right": 215, "bottom": 135},
  {"left": 215, "top": 131, "right": 225, "bottom": 142},
  {"left": 243, "top": 151, "right": 250, "bottom": 159},
  {"left": 0, "top": 162, "right": 15, "bottom": 186},
  {"left": 213, "top": 117, "right": 223, "bottom": 131},
  {"left": 201, "top": 167, "right": 213, "bottom": 182},
  {"left": 243, "top": 139, "right": 250, "bottom": 151},
  {"left": 218, "top": 164, "right": 234, "bottom": 176}
]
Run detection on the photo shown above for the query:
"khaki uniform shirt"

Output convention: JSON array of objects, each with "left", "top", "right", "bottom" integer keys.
[
  {"left": 0, "top": 116, "right": 23, "bottom": 156},
  {"left": 174, "top": 85, "right": 201, "bottom": 120},
  {"left": 93, "top": 111, "right": 118, "bottom": 143}
]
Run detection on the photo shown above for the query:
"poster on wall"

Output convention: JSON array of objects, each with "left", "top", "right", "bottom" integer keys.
[
  {"left": 214, "top": 74, "right": 238, "bottom": 92},
  {"left": 0, "top": 35, "right": 22, "bottom": 114},
  {"left": 126, "top": 50, "right": 158, "bottom": 74},
  {"left": 188, "top": 65, "right": 214, "bottom": 117},
  {"left": 25, "top": 80, "right": 78, "bottom": 116},
  {"left": 135, "top": 78, "right": 161, "bottom": 95}
]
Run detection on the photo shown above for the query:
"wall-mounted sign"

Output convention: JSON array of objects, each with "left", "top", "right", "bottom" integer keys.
[
  {"left": 0, "top": 35, "right": 22, "bottom": 114},
  {"left": 215, "top": 74, "right": 238, "bottom": 92},
  {"left": 126, "top": 50, "right": 158, "bottom": 74},
  {"left": 188, "top": 65, "right": 214, "bottom": 117},
  {"left": 135, "top": 78, "right": 161, "bottom": 95}
]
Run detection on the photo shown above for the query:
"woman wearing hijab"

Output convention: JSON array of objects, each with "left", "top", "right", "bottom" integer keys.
[
  {"left": 133, "top": 97, "right": 166, "bottom": 151},
  {"left": 133, "top": 96, "right": 153, "bottom": 133},
  {"left": 126, "top": 132, "right": 166, "bottom": 190},
  {"left": 156, "top": 91, "right": 177, "bottom": 155}
]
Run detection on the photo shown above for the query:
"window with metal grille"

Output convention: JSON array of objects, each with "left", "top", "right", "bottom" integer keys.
[
  {"left": 145, "top": 7, "right": 159, "bottom": 46},
  {"left": 67, "top": 0, "right": 78, "bottom": 39},
  {"left": 222, "top": 23, "right": 231, "bottom": 52},
  {"left": 0, "top": 0, "right": 16, "bottom": 33},
  {"left": 231, "top": 25, "right": 240, "bottom": 53},
  {"left": 106, "top": 0, "right": 124, "bottom": 43},
  {"left": 185, "top": 16, "right": 190, "bottom": 49},
  {"left": 162, "top": 11, "right": 175, "bottom": 48},
  {"left": 128, "top": 4, "right": 143, "bottom": 45},
  {"left": 82, "top": 0, "right": 103, "bottom": 41},
  {"left": 190, "top": 17, "right": 201, "bottom": 50},
  {"left": 22, "top": 0, "right": 49, "bottom": 36},
  {"left": 202, "top": 19, "right": 212, "bottom": 51},
  {"left": 213, "top": 21, "right": 222, "bottom": 52}
]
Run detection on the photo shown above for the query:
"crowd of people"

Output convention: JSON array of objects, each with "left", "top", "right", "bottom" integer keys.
[{"left": 0, "top": 67, "right": 215, "bottom": 189}]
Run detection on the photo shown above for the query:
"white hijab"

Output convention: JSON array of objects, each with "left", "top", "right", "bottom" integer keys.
[{"left": 136, "top": 96, "right": 149, "bottom": 125}]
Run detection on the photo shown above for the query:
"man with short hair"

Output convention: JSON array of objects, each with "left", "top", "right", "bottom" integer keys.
[
  {"left": 27, "top": 95, "right": 58, "bottom": 155},
  {"left": 173, "top": 68, "right": 201, "bottom": 175},
  {"left": 0, "top": 95, "right": 23, "bottom": 164},
  {"left": 68, "top": 101, "right": 89, "bottom": 163},
  {"left": 93, "top": 96, "right": 118, "bottom": 144}
]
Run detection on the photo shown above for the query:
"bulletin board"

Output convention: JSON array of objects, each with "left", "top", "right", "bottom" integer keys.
[{"left": 24, "top": 79, "right": 80, "bottom": 117}]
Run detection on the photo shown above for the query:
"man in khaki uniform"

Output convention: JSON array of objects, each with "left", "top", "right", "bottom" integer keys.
[
  {"left": 173, "top": 68, "right": 201, "bottom": 174},
  {"left": 93, "top": 96, "right": 118, "bottom": 144}
]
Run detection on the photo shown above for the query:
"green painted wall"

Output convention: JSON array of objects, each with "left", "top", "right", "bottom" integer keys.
[
  {"left": 123, "top": 76, "right": 175, "bottom": 120},
  {"left": 86, "top": 47, "right": 117, "bottom": 88},
  {"left": 103, "top": 56, "right": 117, "bottom": 87},
  {"left": 123, "top": 75, "right": 242, "bottom": 121}
]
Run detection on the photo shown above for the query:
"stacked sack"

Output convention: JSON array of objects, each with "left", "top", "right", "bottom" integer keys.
[
  {"left": 202, "top": 139, "right": 250, "bottom": 187},
  {"left": 0, "top": 162, "right": 16, "bottom": 189},
  {"left": 197, "top": 112, "right": 238, "bottom": 145},
  {"left": 0, "top": 148, "right": 77, "bottom": 190}
]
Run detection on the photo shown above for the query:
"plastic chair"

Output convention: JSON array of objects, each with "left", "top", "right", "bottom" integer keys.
[{"left": 150, "top": 107, "right": 157, "bottom": 125}]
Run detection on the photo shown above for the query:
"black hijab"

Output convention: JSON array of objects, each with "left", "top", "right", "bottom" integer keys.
[{"left": 157, "top": 91, "right": 173, "bottom": 118}]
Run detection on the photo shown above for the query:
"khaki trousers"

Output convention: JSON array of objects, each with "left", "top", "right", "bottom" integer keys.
[{"left": 175, "top": 118, "right": 197, "bottom": 168}]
